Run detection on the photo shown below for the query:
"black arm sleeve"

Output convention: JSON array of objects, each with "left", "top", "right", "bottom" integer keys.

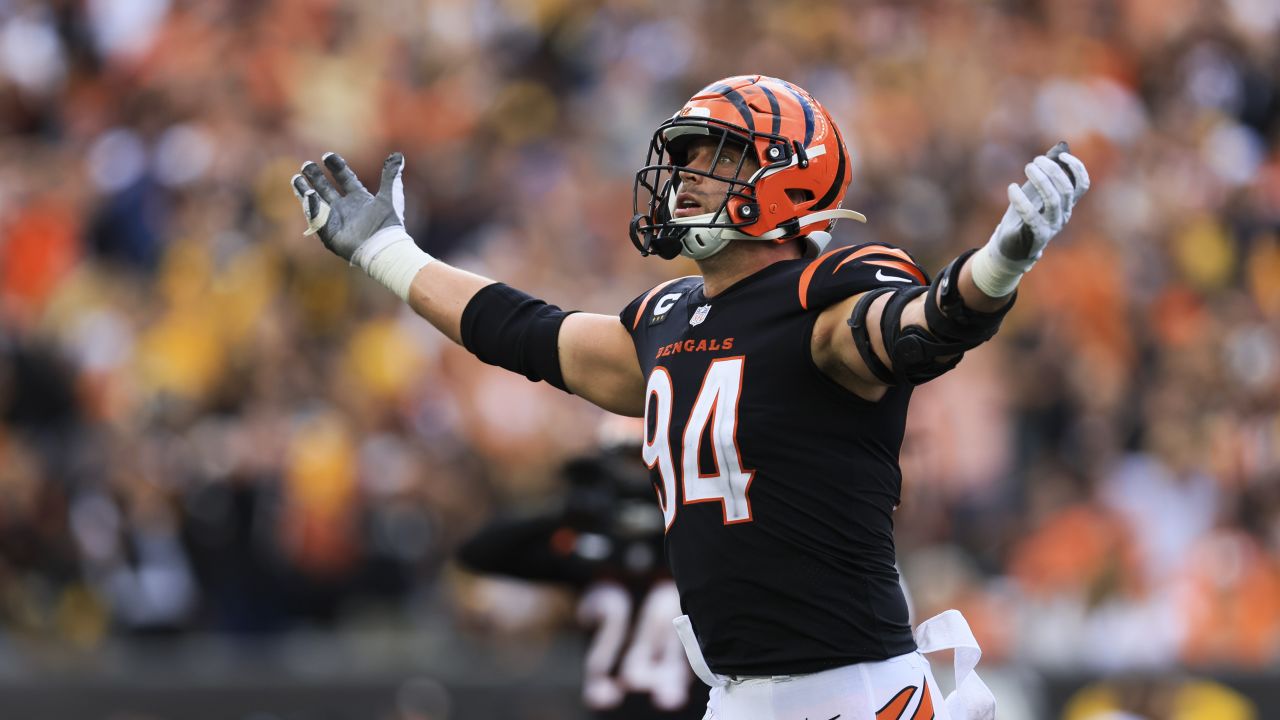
[{"left": 460, "top": 283, "right": 574, "bottom": 392}]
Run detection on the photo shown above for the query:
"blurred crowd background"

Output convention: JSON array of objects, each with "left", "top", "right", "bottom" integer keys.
[{"left": 1, "top": 0, "right": 1279, "bottom": 717}]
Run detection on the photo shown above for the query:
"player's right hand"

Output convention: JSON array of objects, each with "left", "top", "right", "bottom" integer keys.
[{"left": 290, "top": 152, "right": 406, "bottom": 263}]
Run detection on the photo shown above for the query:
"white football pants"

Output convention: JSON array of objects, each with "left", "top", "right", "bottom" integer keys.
[{"left": 674, "top": 610, "right": 995, "bottom": 720}]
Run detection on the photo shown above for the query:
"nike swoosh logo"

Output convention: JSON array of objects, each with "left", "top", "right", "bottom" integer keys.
[{"left": 875, "top": 269, "right": 912, "bottom": 283}]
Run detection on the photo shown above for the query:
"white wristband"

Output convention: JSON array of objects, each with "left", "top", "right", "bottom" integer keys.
[
  {"left": 350, "top": 226, "right": 434, "bottom": 301},
  {"left": 968, "top": 240, "right": 1034, "bottom": 298}
]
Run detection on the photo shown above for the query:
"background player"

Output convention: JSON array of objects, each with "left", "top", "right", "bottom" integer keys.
[
  {"left": 291, "top": 75, "right": 1088, "bottom": 719},
  {"left": 457, "top": 419, "right": 706, "bottom": 719}
]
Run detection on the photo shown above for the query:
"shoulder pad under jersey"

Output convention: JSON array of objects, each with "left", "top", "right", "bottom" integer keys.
[
  {"left": 797, "top": 242, "right": 929, "bottom": 312},
  {"left": 620, "top": 276, "right": 702, "bottom": 332}
]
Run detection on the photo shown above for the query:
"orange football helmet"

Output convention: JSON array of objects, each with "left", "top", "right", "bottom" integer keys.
[{"left": 631, "top": 75, "right": 866, "bottom": 260}]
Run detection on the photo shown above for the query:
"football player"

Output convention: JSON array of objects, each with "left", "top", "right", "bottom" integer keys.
[
  {"left": 291, "top": 75, "right": 1088, "bottom": 719},
  {"left": 457, "top": 425, "right": 707, "bottom": 719}
]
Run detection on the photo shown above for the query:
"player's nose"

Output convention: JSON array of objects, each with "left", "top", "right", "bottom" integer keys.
[{"left": 679, "top": 156, "right": 707, "bottom": 184}]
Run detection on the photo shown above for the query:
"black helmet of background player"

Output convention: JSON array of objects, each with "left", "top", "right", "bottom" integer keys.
[
  {"left": 631, "top": 75, "right": 866, "bottom": 261},
  {"left": 559, "top": 452, "right": 665, "bottom": 577},
  {"left": 560, "top": 460, "right": 657, "bottom": 535},
  {"left": 562, "top": 417, "right": 660, "bottom": 541}
]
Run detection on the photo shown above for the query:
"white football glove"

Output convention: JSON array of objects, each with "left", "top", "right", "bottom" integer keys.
[
  {"left": 290, "top": 152, "right": 432, "bottom": 300},
  {"left": 970, "top": 144, "right": 1090, "bottom": 297}
]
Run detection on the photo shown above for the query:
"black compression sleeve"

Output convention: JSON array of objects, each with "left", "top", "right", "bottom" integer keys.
[{"left": 460, "top": 283, "right": 574, "bottom": 393}]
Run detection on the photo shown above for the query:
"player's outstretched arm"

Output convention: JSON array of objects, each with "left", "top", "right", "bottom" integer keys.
[
  {"left": 457, "top": 515, "right": 595, "bottom": 586},
  {"left": 291, "top": 152, "right": 644, "bottom": 417},
  {"left": 815, "top": 146, "right": 1089, "bottom": 399}
]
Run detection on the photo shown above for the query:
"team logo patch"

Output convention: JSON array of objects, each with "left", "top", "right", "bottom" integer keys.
[{"left": 690, "top": 305, "right": 711, "bottom": 326}]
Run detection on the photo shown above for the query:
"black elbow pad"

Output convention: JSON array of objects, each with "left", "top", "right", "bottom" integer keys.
[
  {"left": 848, "top": 285, "right": 966, "bottom": 386},
  {"left": 852, "top": 249, "right": 1016, "bottom": 386},
  {"left": 923, "top": 248, "right": 1015, "bottom": 347}
]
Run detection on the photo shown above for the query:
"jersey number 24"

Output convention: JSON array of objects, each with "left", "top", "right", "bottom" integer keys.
[
  {"left": 643, "top": 357, "right": 754, "bottom": 529},
  {"left": 579, "top": 580, "right": 691, "bottom": 712}
]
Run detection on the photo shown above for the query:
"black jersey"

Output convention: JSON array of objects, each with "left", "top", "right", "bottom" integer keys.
[
  {"left": 458, "top": 456, "right": 707, "bottom": 720},
  {"left": 619, "top": 242, "right": 930, "bottom": 677}
]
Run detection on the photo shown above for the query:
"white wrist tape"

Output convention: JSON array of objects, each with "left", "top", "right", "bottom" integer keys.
[
  {"left": 968, "top": 239, "right": 1035, "bottom": 298},
  {"left": 350, "top": 226, "right": 434, "bottom": 301}
]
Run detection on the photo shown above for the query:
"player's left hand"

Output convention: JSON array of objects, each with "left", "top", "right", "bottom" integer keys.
[
  {"left": 969, "top": 147, "right": 1090, "bottom": 298},
  {"left": 991, "top": 150, "right": 1090, "bottom": 265}
]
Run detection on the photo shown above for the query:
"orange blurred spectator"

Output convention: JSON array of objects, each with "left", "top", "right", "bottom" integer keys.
[{"left": 1177, "top": 529, "right": 1280, "bottom": 667}]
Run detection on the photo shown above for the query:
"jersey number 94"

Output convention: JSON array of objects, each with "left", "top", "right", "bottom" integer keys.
[{"left": 643, "top": 359, "right": 754, "bottom": 529}]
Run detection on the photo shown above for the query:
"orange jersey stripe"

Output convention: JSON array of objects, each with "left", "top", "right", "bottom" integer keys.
[
  {"left": 911, "top": 679, "right": 934, "bottom": 720},
  {"left": 800, "top": 245, "right": 925, "bottom": 310},
  {"left": 832, "top": 244, "right": 918, "bottom": 273},
  {"left": 864, "top": 259, "right": 927, "bottom": 284},
  {"left": 876, "top": 685, "right": 918, "bottom": 720},
  {"left": 797, "top": 247, "right": 848, "bottom": 310},
  {"left": 632, "top": 278, "right": 684, "bottom": 330}
]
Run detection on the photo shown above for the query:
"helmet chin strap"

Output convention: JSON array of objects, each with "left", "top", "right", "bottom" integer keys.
[{"left": 670, "top": 208, "right": 868, "bottom": 260}]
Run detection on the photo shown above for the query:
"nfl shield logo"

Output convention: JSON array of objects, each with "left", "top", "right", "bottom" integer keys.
[{"left": 690, "top": 305, "right": 711, "bottom": 326}]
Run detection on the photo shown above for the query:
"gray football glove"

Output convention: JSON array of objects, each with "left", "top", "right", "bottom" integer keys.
[
  {"left": 991, "top": 142, "right": 1091, "bottom": 265},
  {"left": 290, "top": 152, "right": 406, "bottom": 263},
  {"left": 970, "top": 142, "right": 1090, "bottom": 297}
]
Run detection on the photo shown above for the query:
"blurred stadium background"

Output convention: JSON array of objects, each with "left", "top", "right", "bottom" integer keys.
[{"left": 0, "top": 0, "right": 1278, "bottom": 718}]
